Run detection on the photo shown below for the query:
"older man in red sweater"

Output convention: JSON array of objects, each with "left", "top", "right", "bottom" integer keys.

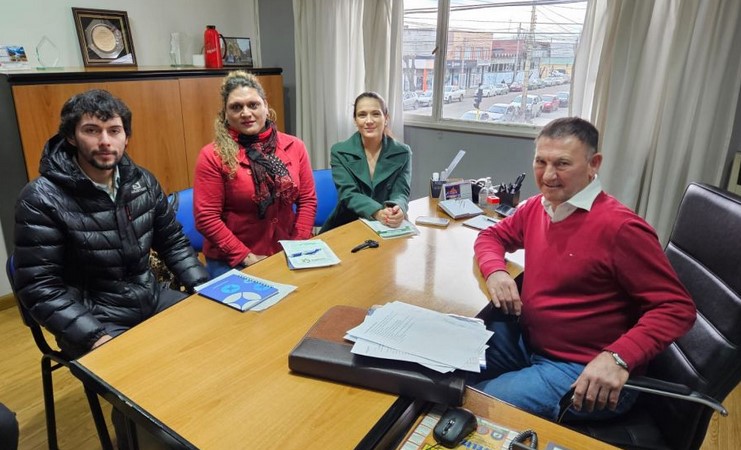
[{"left": 473, "top": 117, "right": 696, "bottom": 421}]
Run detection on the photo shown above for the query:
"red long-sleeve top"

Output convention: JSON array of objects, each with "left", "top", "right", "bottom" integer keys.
[
  {"left": 194, "top": 133, "right": 317, "bottom": 267},
  {"left": 474, "top": 192, "right": 696, "bottom": 371}
]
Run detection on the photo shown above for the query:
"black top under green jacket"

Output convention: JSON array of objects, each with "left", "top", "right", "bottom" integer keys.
[{"left": 320, "top": 132, "right": 412, "bottom": 232}]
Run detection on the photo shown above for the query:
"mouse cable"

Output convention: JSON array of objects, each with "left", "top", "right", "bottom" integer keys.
[{"left": 508, "top": 429, "right": 538, "bottom": 450}]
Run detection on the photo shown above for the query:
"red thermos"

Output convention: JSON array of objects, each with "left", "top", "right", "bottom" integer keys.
[{"left": 204, "top": 25, "right": 223, "bottom": 68}]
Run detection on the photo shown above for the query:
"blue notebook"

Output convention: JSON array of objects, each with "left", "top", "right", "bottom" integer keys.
[{"left": 196, "top": 269, "right": 279, "bottom": 312}]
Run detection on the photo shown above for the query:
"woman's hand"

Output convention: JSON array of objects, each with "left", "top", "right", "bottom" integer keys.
[
  {"left": 373, "top": 205, "right": 404, "bottom": 228},
  {"left": 242, "top": 253, "right": 267, "bottom": 267}
]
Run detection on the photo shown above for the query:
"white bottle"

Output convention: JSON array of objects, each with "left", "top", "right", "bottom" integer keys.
[{"left": 479, "top": 177, "right": 492, "bottom": 208}]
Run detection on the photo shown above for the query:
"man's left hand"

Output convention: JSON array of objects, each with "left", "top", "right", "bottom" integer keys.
[{"left": 571, "top": 351, "right": 629, "bottom": 412}]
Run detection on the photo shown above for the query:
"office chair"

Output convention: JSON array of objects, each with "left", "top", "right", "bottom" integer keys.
[
  {"left": 312, "top": 168, "right": 338, "bottom": 228},
  {"left": 559, "top": 183, "right": 741, "bottom": 450},
  {"left": 168, "top": 187, "right": 205, "bottom": 253},
  {"left": 6, "top": 254, "right": 113, "bottom": 450}
]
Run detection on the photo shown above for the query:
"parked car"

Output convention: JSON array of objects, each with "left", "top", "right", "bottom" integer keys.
[
  {"left": 541, "top": 94, "right": 560, "bottom": 113},
  {"left": 557, "top": 91, "right": 570, "bottom": 107},
  {"left": 443, "top": 85, "right": 465, "bottom": 103},
  {"left": 459, "top": 110, "right": 491, "bottom": 122},
  {"left": 510, "top": 94, "right": 544, "bottom": 117},
  {"left": 493, "top": 83, "right": 510, "bottom": 95},
  {"left": 509, "top": 82, "right": 523, "bottom": 92},
  {"left": 478, "top": 85, "right": 493, "bottom": 97},
  {"left": 417, "top": 91, "right": 433, "bottom": 107},
  {"left": 402, "top": 91, "right": 419, "bottom": 110},
  {"left": 487, "top": 103, "right": 517, "bottom": 121}
]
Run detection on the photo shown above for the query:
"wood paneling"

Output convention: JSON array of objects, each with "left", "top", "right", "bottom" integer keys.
[
  {"left": 180, "top": 74, "right": 285, "bottom": 186},
  {"left": 12, "top": 82, "right": 107, "bottom": 180},
  {"left": 11, "top": 72, "right": 284, "bottom": 194},
  {"left": 107, "top": 80, "right": 190, "bottom": 193}
]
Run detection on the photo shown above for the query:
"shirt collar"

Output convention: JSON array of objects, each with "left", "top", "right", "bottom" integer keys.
[
  {"left": 74, "top": 157, "right": 120, "bottom": 201},
  {"left": 541, "top": 176, "right": 602, "bottom": 222}
]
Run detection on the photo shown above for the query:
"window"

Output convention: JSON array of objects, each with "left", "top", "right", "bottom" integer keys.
[{"left": 402, "top": 0, "right": 586, "bottom": 134}]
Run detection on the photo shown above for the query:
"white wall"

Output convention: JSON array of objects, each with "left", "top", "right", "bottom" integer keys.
[
  {"left": 0, "top": 0, "right": 260, "bottom": 67},
  {"left": 0, "top": 0, "right": 260, "bottom": 296}
]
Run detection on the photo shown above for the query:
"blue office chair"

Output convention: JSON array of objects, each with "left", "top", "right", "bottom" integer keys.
[
  {"left": 7, "top": 254, "right": 113, "bottom": 450},
  {"left": 312, "top": 168, "right": 338, "bottom": 228},
  {"left": 168, "top": 187, "right": 205, "bottom": 252}
]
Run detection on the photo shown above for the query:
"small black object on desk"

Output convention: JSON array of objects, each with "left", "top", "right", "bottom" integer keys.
[
  {"left": 351, "top": 239, "right": 379, "bottom": 253},
  {"left": 433, "top": 407, "right": 477, "bottom": 448}
]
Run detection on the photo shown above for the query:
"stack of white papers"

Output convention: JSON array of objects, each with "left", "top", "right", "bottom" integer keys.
[{"left": 345, "top": 301, "right": 493, "bottom": 373}]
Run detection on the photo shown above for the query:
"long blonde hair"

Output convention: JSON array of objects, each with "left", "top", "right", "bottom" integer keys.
[{"left": 213, "top": 70, "right": 277, "bottom": 176}]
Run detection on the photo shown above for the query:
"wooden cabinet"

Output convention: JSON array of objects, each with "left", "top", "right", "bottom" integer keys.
[{"left": 0, "top": 67, "right": 284, "bottom": 252}]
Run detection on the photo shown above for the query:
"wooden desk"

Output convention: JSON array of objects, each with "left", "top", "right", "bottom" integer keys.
[
  {"left": 69, "top": 198, "right": 591, "bottom": 449},
  {"left": 71, "top": 198, "right": 493, "bottom": 449}
]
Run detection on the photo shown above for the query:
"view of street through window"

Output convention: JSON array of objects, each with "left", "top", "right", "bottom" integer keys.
[{"left": 402, "top": 0, "right": 586, "bottom": 128}]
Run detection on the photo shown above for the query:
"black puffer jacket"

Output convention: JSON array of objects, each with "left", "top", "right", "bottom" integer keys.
[{"left": 14, "top": 135, "right": 209, "bottom": 351}]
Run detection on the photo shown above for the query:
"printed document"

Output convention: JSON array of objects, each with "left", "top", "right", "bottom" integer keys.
[{"left": 346, "top": 301, "right": 492, "bottom": 372}]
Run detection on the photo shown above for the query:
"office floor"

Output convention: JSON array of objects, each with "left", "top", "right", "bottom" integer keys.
[
  {"left": 0, "top": 301, "right": 738, "bottom": 449},
  {"left": 0, "top": 303, "right": 114, "bottom": 450}
]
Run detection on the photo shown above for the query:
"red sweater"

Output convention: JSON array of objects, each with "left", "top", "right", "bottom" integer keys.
[
  {"left": 194, "top": 132, "right": 317, "bottom": 267},
  {"left": 474, "top": 192, "right": 695, "bottom": 371}
]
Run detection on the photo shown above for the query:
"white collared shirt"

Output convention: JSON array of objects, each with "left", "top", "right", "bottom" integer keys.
[{"left": 541, "top": 176, "right": 602, "bottom": 222}]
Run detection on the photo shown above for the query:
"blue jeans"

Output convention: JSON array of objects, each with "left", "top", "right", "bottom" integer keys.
[
  {"left": 205, "top": 257, "right": 246, "bottom": 279},
  {"left": 470, "top": 320, "right": 638, "bottom": 421}
]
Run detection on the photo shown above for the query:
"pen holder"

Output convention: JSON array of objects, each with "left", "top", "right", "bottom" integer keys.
[
  {"left": 497, "top": 190, "right": 520, "bottom": 207},
  {"left": 430, "top": 178, "right": 446, "bottom": 198}
]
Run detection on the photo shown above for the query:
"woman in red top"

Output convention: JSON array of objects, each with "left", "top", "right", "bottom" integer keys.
[{"left": 194, "top": 71, "right": 317, "bottom": 278}]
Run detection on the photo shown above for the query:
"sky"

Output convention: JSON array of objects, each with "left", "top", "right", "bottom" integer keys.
[{"left": 404, "top": 0, "right": 587, "bottom": 49}]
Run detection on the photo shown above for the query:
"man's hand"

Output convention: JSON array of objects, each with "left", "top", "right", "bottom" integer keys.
[
  {"left": 571, "top": 351, "right": 630, "bottom": 412},
  {"left": 92, "top": 334, "right": 113, "bottom": 349},
  {"left": 485, "top": 271, "right": 521, "bottom": 315}
]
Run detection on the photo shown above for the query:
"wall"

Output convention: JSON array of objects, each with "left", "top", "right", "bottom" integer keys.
[
  {"left": 258, "top": 0, "right": 297, "bottom": 135},
  {"left": 0, "top": 0, "right": 260, "bottom": 297},
  {"left": 404, "top": 126, "right": 538, "bottom": 201},
  {"left": 0, "top": 0, "right": 259, "bottom": 68}
]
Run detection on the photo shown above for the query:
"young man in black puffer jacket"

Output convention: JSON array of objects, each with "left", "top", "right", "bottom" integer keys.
[{"left": 14, "top": 89, "right": 209, "bottom": 359}]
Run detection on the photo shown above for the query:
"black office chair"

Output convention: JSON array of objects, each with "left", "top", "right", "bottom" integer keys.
[
  {"left": 559, "top": 183, "right": 741, "bottom": 450},
  {"left": 7, "top": 254, "right": 113, "bottom": 450}
]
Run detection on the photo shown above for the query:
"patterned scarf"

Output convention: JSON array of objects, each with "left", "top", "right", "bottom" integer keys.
[{"left": 236, "top": 121, "right": 298, "bottom": 219}]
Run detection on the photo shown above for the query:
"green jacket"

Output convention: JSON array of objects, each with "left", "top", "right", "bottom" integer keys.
[{"left": 320, "top": 132, "right": 412, "bottom": 232}]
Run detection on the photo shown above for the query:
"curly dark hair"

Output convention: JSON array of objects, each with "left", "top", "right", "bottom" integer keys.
[{"left": 58, "top": 89, "right": 132, "bottom": 139}]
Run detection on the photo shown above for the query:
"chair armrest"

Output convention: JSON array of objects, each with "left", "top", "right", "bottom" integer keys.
[
  {"left": 556, "top": 376, "right": 728, "bottom": 422},
  {"left": 623, "top": 376, "right": 728, "bottom": 416}
]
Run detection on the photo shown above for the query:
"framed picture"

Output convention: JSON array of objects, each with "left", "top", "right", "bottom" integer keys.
[
  {"left": 223, "top": 37, "right": 253, "bottom": 67},
  {"left": 72, "top": 8, "right": 137, "bottom": 67}
]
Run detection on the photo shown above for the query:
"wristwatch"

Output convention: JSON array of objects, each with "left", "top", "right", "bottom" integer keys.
[{"left": 610, "top": 352, "right": 629, "bottom": 371}]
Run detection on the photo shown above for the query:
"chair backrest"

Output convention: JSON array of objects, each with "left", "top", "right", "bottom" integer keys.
[
  {"left": 645, "top": 183, "right": 741, "bottom": 449},
  {"left": 313, "top": 169, "right": 338, "bottom": 227},
  {"left": 168, "top": 188, "right": 205, "bottom": 252}
]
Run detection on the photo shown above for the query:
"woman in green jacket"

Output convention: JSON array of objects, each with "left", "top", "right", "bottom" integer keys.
[{"left": 320, "top": 92, "right": 412, "bottom": 233}]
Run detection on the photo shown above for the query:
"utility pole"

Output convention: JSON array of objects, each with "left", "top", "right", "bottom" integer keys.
[
  {"left": 512, "top": 24, "right": 521, "bottom": 84},
  {"left": 519, "top": 3, "right": 537, "bottom": 120}
]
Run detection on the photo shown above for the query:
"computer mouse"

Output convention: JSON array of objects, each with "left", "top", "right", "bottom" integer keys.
[{"left": 433, "top": 407, "right": 478, "bottom": 448}]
